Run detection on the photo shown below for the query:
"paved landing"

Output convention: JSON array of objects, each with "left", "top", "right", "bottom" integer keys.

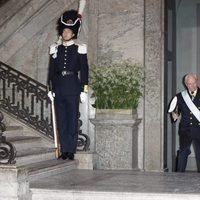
[{"left": 30, "top": 170, "right": 200, "bottom": 200}]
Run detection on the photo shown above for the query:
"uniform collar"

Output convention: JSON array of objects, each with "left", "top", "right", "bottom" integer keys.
[
  {"left": 62, "top": 40, "right": 75, "bottom": 47},
  {"left": 189, "top": 89, "right": 198, "bottom": 97}
]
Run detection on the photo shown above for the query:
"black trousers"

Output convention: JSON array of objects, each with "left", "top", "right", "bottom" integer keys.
[
  {"left": 177, "top": 127, "right": 200, "bottom": 172},
  {"left": 55, "top": 94, "right": 79, "bottom": 154}
]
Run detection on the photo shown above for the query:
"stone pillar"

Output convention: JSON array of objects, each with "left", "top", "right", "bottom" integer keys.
[
  {"left": 143, "top": 0, "right": 165, "bottom": 171},
  {"left": 0, "top": 165, "right": 30, "bottom": 200},
  {"left": 87, "top": 0, "right": 99, "bottom": 64}
]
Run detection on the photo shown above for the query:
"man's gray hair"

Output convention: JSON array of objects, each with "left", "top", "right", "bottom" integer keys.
[{"left": 184, "top": 73, "right": 198, "bottom": 84}]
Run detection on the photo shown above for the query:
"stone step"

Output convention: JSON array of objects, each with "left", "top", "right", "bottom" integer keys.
[
  {"left": 16, "top": 147, "right": 55, "bottom": 165},
  {"left": 6, "top": 136, "right": 43, "bottom": 150},
  {"left": 30, "top": 170, "right": 200, "bottom": 200},
  {"left": 7, "top": 135, "right": 41, "bottom": 142},
  {"left": 17, "top": 147, "right": 54, "bottom": 157},
  {"left": 4, "top": 124, "right": 54, "bottom": 146},
  {"left": 24, "top": 159, "right": 78, "bottom": 181},
  {"left": 5, "top": 129, "right": 39, "bottom": 137},
  {"left": 30, "top": 190, "right": 200, "bottom": 200},
  {"left": 3, "top": 125, "right": 24, "bottom": 137},
  {"left": 5, "top": 125, "right": 23, "bottom": 131}
]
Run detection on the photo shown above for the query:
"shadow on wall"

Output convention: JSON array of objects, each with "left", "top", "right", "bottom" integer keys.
[{"left": 0, "top": 0, "right": 7, "bottom": 7}]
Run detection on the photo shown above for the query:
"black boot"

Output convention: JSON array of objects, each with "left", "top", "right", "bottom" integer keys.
[
  {"left": 58, "top": 152, "right": 68, "bottom": 160},
  {"left": 68, "top": 153, "right": 74, "bottom": 160}
]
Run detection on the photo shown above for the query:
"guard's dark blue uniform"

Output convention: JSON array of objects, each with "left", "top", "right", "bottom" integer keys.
[
  {"left": 175, "top": 88, "right": 200, "bottom": 172},
  {"left": 48, "top": 42, "right": 88, "bottom": 154}
]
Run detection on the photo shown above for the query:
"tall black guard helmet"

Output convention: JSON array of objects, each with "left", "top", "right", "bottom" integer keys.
[{"left": 57, "top": 9, "right": 82, "bottom": 39}]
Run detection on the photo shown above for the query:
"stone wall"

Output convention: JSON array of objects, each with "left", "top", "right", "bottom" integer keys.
[
  {"left": 88, "top": 0, "right": 144, "bottom": 64},
  {"left": 0, "top": 0, "right": 79, "bottom": 84},
  {"left": 0, "top": 0, "right": 165, "bottom": 171}
]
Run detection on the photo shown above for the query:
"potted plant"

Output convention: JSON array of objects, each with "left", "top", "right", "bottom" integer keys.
[
  {"left": 89, "top": 60, "right": 144, "bottom": 169},
  {"left": 89, "top": 60, "right": 144, "bottom": 119}
]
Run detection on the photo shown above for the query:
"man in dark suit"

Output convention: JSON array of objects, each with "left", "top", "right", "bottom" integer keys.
[
  {"left": 169, "top": 73, "right": 200, "bottom": 172},
  {"left": 47, "top": 5, "right": 88, "bottom": 160}
]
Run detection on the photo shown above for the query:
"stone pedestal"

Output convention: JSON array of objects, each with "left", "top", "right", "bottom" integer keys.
[
  {"left": 76, "top": 152, "right": 98, "bottom": 170},
  {"left": 0, "top": 165, "right": 29, "bottom": 200},
  {"left": 91, "top": 110, "right": 141, "bottom": 170}
]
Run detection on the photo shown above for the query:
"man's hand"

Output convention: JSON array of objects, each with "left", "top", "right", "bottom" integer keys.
[
  {"left": 171, "top": 111, "right": 179, "bottom": 121},
  {"left": 80, "top": 92, "right": 87, "bottom": 103},
  {"left": 48, "top": 91, "right": 55, "bottom": 102}
]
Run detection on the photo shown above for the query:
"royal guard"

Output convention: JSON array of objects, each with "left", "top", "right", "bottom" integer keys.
[{"left": 48, "top": 0, "right": 88, "bottom": 160}]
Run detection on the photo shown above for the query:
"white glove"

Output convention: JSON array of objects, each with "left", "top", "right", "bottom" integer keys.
[
  {"left": 80, "top": 92, "right": 87, "bottom": 103},
  {"left": 47, "top": 91, "right": 55, "bottom": 102}
]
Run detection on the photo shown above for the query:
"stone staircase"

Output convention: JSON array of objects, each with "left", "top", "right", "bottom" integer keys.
[
  {"left": 5, "top": 125, "right": 54, "bottom": 163},
  {"left": 0, "top": 117, "right": 82, "bottom": 199},
  {"left": 4, "top": 124, "right": 79, "bottom": 180},
  {"left": 0, "top": 108, "right": 97, "bottom": 200}
]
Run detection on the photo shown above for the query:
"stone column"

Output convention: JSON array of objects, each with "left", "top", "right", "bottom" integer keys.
[
  {"left": 87, "top": 0, "right": 99, "bottom": 64},
  {"left": 143, "top": 0, "right": 165, "bottom": 171}
]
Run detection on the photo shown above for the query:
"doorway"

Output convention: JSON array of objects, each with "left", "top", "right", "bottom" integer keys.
[{"left": 165, "top": 0, "right": 200, "bottom": 172}]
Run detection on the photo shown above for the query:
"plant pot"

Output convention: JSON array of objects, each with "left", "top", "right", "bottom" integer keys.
[{"left": 96, "top": 109, "right": 137, "bottom": 120}]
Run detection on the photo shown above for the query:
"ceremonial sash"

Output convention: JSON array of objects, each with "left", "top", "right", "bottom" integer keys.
[{"left": 181, "top": 90, "right": 200, "bottom": 122}]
